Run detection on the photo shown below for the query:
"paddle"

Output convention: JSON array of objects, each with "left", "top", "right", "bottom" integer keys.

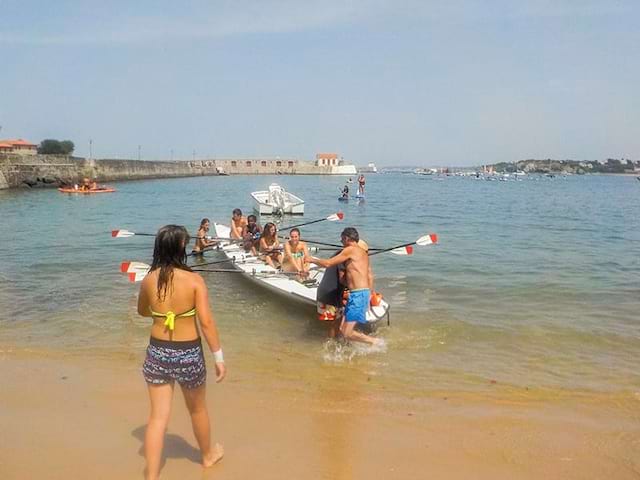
[
  {"left": 122, "top": 261, "right": 319, "bottom": 282},
  {"left": 112, "top": 229, "right": 226, "bottom": 240},
  {"left": 368, "top": 234, "right": 438, "bottom": 257},
  {"left": 278, "top": 212, "right": 344, "bottom": 232}
]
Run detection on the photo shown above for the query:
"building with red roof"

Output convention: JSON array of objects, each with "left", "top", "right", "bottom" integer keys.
[{"left": 0, "top": 139, "right": 38, "bottom": 155}]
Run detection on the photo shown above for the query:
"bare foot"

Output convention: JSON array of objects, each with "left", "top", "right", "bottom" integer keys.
[{"left": 203, "top": 443, "right": 224, "bottom": 468}]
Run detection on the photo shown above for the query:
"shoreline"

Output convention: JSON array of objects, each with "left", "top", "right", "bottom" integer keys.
[{"left": 2, "top": 349, "right": 638, "bottom": 479}]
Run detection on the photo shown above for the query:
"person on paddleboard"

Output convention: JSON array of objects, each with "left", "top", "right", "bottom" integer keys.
[
  {"left": 137, "top": 225, "right": 226, "bottom": 478},
  {"left": 306, "top": 227, "right": 382, "bottom": 345},
  {"left": 230, "top": 208, "right": 247, "bottom": 240},
  {"left": 192, "top": 218, "right": 217, "bottom": 255},
  {"left": 341, "top": 184, "right": 350, "bottom": 199},
  {"left": 357, "top": 174, "right": 365, "bottom": 195},
  {"left": 259, "top": 222, "right": 283, "bottom": 268},
  {"left": 242, "top": 214, "right": 262, "bottom": 255},
  {"left": 282, "top": 228, "right": 310, "bottom": 279}
]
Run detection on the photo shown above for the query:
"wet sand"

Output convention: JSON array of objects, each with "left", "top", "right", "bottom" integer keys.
[{"left": 1, "top": 350, "right": 639, "bottom": 480}]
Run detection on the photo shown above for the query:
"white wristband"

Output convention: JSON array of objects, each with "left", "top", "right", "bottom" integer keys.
[{"left": 213, "top": 349, "right": 224, "bottom": 363}]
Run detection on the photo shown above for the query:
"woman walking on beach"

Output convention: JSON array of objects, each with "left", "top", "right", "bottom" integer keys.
[{"left": 137, "top": 225, "right": 226, "bottom": 480}]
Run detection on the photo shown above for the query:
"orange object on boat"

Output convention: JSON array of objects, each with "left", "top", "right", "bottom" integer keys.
[{"left": 370, "top": 292, "right": 383, "bottom": 306}]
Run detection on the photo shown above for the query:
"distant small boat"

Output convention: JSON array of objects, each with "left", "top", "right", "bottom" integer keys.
[
  {"left": 58, "top": 186, "right": 115, "bottom": 194},
  {"left": 251, "top": 183, "right": 304, "bottom": 215}
]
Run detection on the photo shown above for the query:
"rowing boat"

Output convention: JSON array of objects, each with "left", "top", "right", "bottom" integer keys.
[
  {"left": 58, "top": 187, "right": 116, "bottom": 194},
  {"left": 213, "top": 223, "right": 390, "bottom": 324}
]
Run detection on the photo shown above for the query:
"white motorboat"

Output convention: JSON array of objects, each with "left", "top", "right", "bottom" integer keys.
[
  {"left": 213, "top": 223, "right": 390, "bottom": 324},
  {"left": 251, "top": 183, "right": 305, "bottom": 215}
]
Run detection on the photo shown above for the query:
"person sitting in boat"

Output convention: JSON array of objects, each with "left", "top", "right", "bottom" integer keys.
[
  {"left": 306, "top": 227, "right": 382, "bottom": 345},
  {"left": 242, "top": 214, "right": 262, "bottom": 255},
  {"left": 282, "top": 228, "right": 310, "bottom": 279},
  {"left": 230, "top": 208, "right": 247, "bottom": 240},
  {"left": 90, "top": 179, "right": 98, "bottom": 190},
  {"left": 81, "top": 177, "right": 91, "bottom": 191},
  {"left": 192, "top": 218, "right": 217, "bottom": 255},
  {"left": 259, "top": 222, "right": 283, "bottom": 269},
  {"left": 357, "top": 174, "right": 365, "bottom": 195},
  {"left": 341, "top": 184, "right": 349, "bottom": 199}
]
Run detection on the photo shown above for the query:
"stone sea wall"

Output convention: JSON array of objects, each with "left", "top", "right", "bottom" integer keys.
[{"left": 0, "top": 154, "right": 331, "bottom": 189}]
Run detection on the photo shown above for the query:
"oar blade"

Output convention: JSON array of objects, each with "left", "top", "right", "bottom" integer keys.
[
  {"left": 121, "top": 261, "right": 151, "bottom": 273},
  {"left": 112, "top": 229, "right": 136, "bottom": 238},
  {"left": 128, "top": 270, "right": 149, "bottom": 283},
  {"left": 390, "top": 245, "right": 413, "bottom": 255},
  {"left": 416, "top": 234, "right": 438, "bottom": 246},
  {"left": 326, "top": 212, "right": 344, "bottom": 222}
]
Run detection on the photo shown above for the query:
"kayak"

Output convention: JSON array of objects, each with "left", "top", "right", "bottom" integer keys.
[
  {"left": 213, "top": 223, "right": 389, "bottom": 324},
  {"left": 58, "top": 187, "right": 116, "bottom": 194}
]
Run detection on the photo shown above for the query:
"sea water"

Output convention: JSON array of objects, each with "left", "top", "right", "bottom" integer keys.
[{"left": 0, "top": 174, "right": 638, "bottom": 405}]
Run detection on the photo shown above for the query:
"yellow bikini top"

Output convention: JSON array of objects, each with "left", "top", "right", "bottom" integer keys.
[{"left": 149, "top": 307, "right": 196, "bottom": 331}]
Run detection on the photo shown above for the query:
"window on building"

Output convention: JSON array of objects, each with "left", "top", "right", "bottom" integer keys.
[
  {"left": 231, "top": 161, "right": 237, "bottom": 167},
  {"left": 246, "top": 160, "right": 252, "bottom": 167},
  {"left": 288, "top": 161, "right": 294, "bottom": 167},
  {"left": 261, "top": 161, "right": 267, "bottom": 167},
  {"left": 276, "top": 161, "right": 282, "bottom": 167}
]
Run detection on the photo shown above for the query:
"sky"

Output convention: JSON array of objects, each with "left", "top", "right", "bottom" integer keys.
[{"left": 1, "top": 0, "right": 639, "bottom": 167}]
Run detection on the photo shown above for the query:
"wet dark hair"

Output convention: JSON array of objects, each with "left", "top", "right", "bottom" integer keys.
[
  {"left": 199, "top": 218, "right": 210, "bottom": 227},
  {"left": 289, "top": 228, "right": 300, "bottom": 236},
  {"left": 151, "top": 225, "right": 191, "bottom": 301},
  {"left": 341, "top": 227, "right": 359, "bottom": 242},
  {"left": 248, "top": 214, "right": 257, "bottom": 222},
  {"left": 232, "top": 208, "right": 242, "bottom": 216}
]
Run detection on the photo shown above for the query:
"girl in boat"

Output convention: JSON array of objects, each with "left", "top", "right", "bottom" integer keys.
[
  {"left": 282, "top": 227, "right": 310, "bottom": 278},
  {"left": 259, "top": 222, "right": 283, "bottom": 268},
  {"left": 192, "top": 218, "right": 217, "bottom": 255},
  {"left": 137, "top": 225, "right": 226, "bottom": 479}
]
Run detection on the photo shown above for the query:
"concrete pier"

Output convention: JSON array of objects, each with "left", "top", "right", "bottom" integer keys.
[{"left": 0, "top": 154, "right": 333, "bottom": 189}]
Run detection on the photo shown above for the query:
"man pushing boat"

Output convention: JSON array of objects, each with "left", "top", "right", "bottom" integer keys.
[{"left": 306, "top": 227, "right": 382, "bottom": 346}]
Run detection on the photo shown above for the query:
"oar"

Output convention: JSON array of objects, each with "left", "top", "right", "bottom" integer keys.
[
  {"left": 368, "top": 234, "right": 438, "bottom": 257},
  {"left": 278, "top": 212, "right": 344, "bottom": 232},
  {"left": 123, "top": 262, "right": 319, "bottom": 282},
  {"left": 112, "top": 229, "right": 233, "bottom": 241},
  {"left": 299, "top": 238, "right": 386, "bottom": 252}
]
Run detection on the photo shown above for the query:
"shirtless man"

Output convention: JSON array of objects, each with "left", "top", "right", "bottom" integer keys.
[
  {"left": 306, "top": 227, "right": 381, "bottom": 345},
  {"left": 230, "top": 208, "right": 247, "bottom": 240},
  {"left": 192, "top": 218, "right": 217, "bottom": 254}
]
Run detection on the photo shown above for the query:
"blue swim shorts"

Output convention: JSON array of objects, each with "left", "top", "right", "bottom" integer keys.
[{"left": 344, "top": 288, "right": 370, "bottom": 324}]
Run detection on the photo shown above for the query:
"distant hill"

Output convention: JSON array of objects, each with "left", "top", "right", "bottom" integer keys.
[{"left": 486, "top": 158, "right": 639, "bottom": 174}]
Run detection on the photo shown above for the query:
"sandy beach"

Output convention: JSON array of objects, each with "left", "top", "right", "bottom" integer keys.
[{"left": 1, "top": 347, "right": 638, "bottom": 480}]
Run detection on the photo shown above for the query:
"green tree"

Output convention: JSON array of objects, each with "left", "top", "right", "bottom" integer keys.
[
  {"left": 38, "top": 139, "right": 75, "bottom": 155},
  {"left": 60, "top": 140, "right": 74, "bottom": 154}
]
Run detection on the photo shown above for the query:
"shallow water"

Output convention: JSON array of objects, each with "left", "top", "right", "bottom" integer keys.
[{"left": 0, "top": 173, "right": 639, "bottom": 402}]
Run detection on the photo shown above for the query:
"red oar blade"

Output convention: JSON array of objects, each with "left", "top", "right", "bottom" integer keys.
[
  {"left": 390, "top": 245, "right": 413, "bottom": 255},
  {"left": 326, "top": 212, "right": 344, "bottom": 221},
  {"left": 112, "top": 229, "right": 136, "bottom": 238},
  {"left": 128, "top": 270, "right": 148, "bottom": 283},
  {"left": 121, "top": 261, "right": 151, "bottom": 273},
  {"left": 416, "top": 234, "right": 438, "bottom": 246}
]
